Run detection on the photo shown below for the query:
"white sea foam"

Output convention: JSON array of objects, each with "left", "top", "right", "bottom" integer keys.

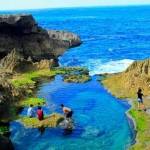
[
  {"left": 85, "top": 59, "right": 134, "bottom": 76},
  {"left": 83, "top": 38, "right": 96, "bottom": 42}
]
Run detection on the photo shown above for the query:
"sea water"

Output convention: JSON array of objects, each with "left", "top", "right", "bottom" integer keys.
[
  {"left": 32, "top": 6, "right": 150, "bottom": 75},
  {"left": 1, "top": 6, "right": 150, "bottom": 150}
]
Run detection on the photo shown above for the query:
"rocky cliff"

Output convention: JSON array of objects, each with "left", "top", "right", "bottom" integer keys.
[
  {"left": 102, "top": 59, "right": 150, "bottom": 99},
  {"left": 0, "top": 14, "right": 81, "bottom": 62}
]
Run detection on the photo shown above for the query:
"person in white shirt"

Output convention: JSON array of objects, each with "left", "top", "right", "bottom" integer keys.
[
  {"left": 60, "top": 104, "right": 73, "bottom": 119},
  {"left": 27, "top": 104, "right": 35, "bottom": 118}
]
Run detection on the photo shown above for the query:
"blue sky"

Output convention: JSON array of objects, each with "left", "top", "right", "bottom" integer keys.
[{"left": 1, "top": 0, "right": 150, "bottom": 10}]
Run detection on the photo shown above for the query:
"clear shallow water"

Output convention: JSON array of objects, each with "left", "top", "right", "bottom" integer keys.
[{"left": 10, "top": 76, "right": 134, "bottom": 150}]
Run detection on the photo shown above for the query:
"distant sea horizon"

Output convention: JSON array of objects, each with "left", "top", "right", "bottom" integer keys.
[{"left": 0, "top": 4, "right": 150, "bottom": 12}]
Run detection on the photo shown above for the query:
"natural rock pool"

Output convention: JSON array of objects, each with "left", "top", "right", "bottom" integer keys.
[{"left": 10, "top": 75, "right": 134, "bottom": 150}]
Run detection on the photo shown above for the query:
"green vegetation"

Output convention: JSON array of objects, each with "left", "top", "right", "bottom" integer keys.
[
  {"left": 20, "top": 97, "right": 45, "bottom": 107},
  {"left": 10, "top": 69, "right": 64, "bottom": 88},
  {"left": 129, "top": 107, "right": 150, "bottom": 150},
  {"left": 19, "top": 113, "right": 64, "bottom": 128},
  {"left": 129, "top": 109, "right": 148, "bottom": 132},
  {"left": 10, "top": 67, "right": 89, "bottom": 88},
  {"left": 0, "top": 126, "right": 9, "bottom": 135},
  {"left": 64, "top": 74, "right": 90, "bottom": 83}
]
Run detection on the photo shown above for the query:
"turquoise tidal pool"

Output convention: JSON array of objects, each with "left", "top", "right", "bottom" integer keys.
[{"left": 10, "top": 76, "right": 134, "bottom": 150}]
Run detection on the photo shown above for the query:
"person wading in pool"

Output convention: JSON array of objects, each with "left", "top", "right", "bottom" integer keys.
[
  {"left": 61, "top": 104, "right": 73, "bottom": 120},
  {"left": 137, "top": 88, "right": 146, "bottom": 111},
  {"left": 60, "top": 104, "right": 74, "bottom": 130}
]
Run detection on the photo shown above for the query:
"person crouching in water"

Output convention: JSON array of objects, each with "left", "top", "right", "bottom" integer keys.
[
  {"left": 61, "top": 104, "right": 73, "bottom": 120},
  {"left": 60, "top": 104, "right": 74, "bottom": 131},
  {"left": 37, "top": 106, "right": 44, "bottom": 120},
  {"left": 137, "top": 88, "right": 146, "bottom": 111}
]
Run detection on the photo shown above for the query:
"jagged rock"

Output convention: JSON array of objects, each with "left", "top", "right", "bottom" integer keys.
[
  {"left": 33, "top": 59, "right": 58, "bottom": 70},
  {"left": 125, "top": 59, "right": 150, "bottom": 75},
  {"left": 0, "top": 14, "right": 81, "bottom": 61},
  {"left": 0, "top": 49, "right": 24, "bottom": 72},
  {"left": 0, "top": 49, "right": 58, "bottom": 73},
  {"left": 48, "top": 30, "right": 82, "bottom": 56}
]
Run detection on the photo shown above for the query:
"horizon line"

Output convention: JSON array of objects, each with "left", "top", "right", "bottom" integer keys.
[{"left": 0, "top": 3, "right": 150, "bottom": 12}]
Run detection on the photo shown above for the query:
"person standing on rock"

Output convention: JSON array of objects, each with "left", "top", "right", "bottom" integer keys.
[
  {"left": 137, "top": 88, "right": 146, "bottom": 111},
  {"left": 27, "top": 104, "right": 35, "bottom": 118},
  {"left": 37, "top": 106, "right": 44, "bottom": 120}
]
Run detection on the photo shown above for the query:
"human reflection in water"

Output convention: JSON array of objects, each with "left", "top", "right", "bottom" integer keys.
[
  {"left": 63, "top": 129, "right": 73, "bottom": 136},
  {"left": 38, "top": 126, "right": 45, "bottom": 135}
]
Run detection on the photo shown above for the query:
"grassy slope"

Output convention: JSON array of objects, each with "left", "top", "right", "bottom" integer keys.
[{"left": 129, "top": 108, "right": 150, "bottom": 150}]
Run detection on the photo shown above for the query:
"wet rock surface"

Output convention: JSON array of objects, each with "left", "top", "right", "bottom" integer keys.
[{"left": 0, "top": 135, "right": 14, "bottom": 150}]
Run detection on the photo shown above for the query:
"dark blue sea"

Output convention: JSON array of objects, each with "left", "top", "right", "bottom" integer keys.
[{"left": 2, "top": 6, "right": 150, "bottom": 150}]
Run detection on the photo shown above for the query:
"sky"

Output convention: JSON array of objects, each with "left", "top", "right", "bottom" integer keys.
[{"left": 0, "top": 0, "right": 150, "bottom": 10}]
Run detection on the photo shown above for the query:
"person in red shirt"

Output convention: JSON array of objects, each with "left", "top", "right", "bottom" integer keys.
[{"left": 37, "top": 106, "right": 44, "bottom": 121}]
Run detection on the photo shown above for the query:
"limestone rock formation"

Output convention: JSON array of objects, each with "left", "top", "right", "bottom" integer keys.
[
  {"left": 125, "top": 59, "right": 150, "bottom": 75},
  {"left": 102, "top": 59, "right": 150, "bottom": 99},
  {"left": 0, "top": 14, "right": 81, "bottom": 61},
  {"left": 48, "top": 30, "right": 81, "bottom": 56},
  {"left": 0, "top": 49, "right": 57, "bottom": 73}
]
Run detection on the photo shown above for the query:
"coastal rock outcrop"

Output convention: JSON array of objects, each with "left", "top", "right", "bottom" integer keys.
[
  {"left": 0, "top": 14, "right": 81, "bottom": 62},
  {"left": 102, "top": 59, "right": 150, "bottom": 99},
  {"left": 0, "top": 49, "right": 57, "bottom": 73}
]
